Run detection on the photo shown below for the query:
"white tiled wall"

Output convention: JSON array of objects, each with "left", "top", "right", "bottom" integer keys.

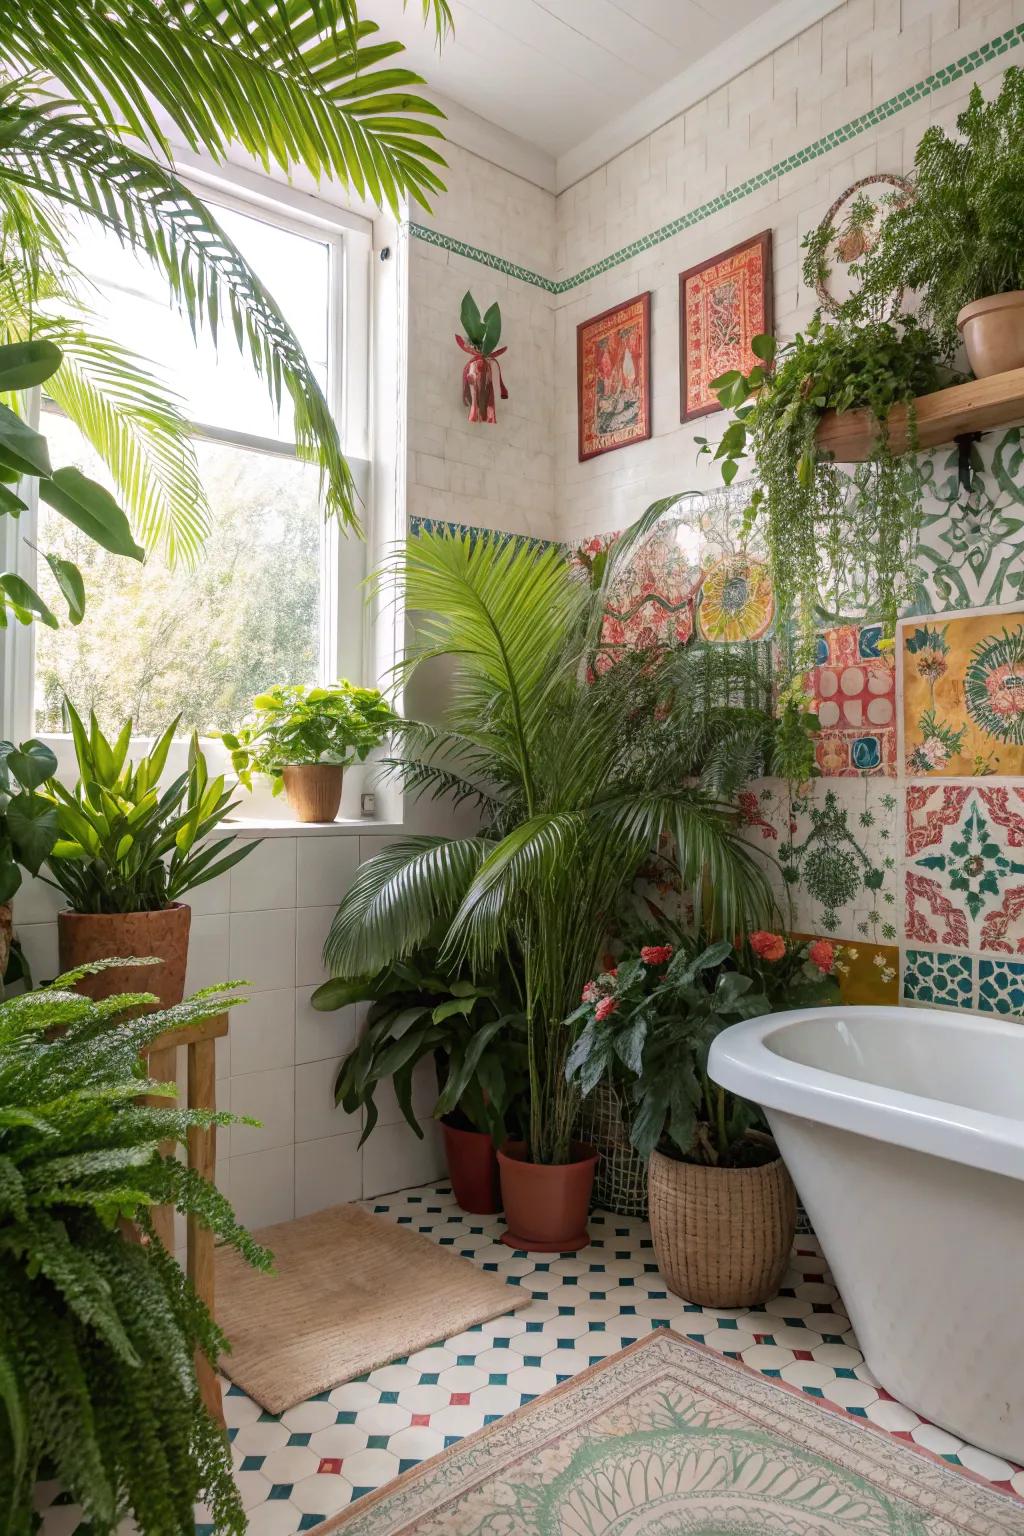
[{"left": 11, "top": 827, "right": 445, "bottom": 1232}]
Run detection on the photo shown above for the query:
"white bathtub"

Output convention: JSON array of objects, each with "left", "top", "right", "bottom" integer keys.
[{"left": 708, "top": 1004, "right": 1024, "bottom": 1464}]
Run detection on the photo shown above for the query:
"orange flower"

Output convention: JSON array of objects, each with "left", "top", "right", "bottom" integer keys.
[
  {"left": 750, "top": 930, "right": 786, "bottom": 962},
  {"left": 808, "top": 939, "right": 836, "bottom": 974}
]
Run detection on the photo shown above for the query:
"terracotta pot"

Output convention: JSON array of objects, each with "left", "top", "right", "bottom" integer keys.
[
  {"left": 442, "top": 1119, "right": 501, "bottom": 1214},
  {"left": 957, "top": 291, "right": 1024, "bottom": 377},
  {"left": 497, "top": 1140, "right": 598, "bottom": 1252},
  {"left": 648, "top": 1146, "right": 796, "bottom": 1308},
  {"left": 57, "top": 904, "right": 191, "bottom": 1010},
  {"left": 282, "top": 763, "right": 343, "bottom": 823}
]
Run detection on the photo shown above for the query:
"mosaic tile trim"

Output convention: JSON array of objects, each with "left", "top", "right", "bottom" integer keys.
[
  {"left": 408, "top": 515, "right": 554, "bottom": 554},
  {"left": 410, "top": 24, "right": 1024, "bottom": 295},
  {"left": 903, "top": 947, "right": 975, "bottom": 1009},
  {"left": 978, "top": 956, "right": 1024, "bottom": 1015}
]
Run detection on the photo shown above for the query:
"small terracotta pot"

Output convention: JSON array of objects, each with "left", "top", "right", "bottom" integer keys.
[
  {"left": 648, "top": 1146, "right": 796, "bottom": 1308},
  {"left": 957, "top": 291, "right": 1024, "bottom": 377},
  {"left": 497, "top": 1140, "right": 598, "bottom": 1252},
  {"left": 282, "top": 764, "right": 343, "bottom": 823},
  {"left": 442, "top": 1119, "right": 501, "bottom": 1214},
  {"left": 57, "top": 904, "right": 191, "bottom": 1010}
]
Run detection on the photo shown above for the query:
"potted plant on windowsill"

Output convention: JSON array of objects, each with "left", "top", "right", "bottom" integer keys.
[
  {"left": 222, "top": 681, "right": 396, "bottom": 824},
  {"left": 30, "top": 702, "right": 256, "bottom": 1008},
  {"left": 320, "top": 521, "right": 777, "bottom": 1252},
  {"left": 567, "top": 932, "right": 843, "bottom": 1305},
  {"left": 853, "top": 67, "right": 1024, "bottom": 378},
  {"left": 1, "top": 964, "right": 270, "bottom": 1534},
  {"left": 313, "top": 948, "right": 527, "bottom": 1214}
]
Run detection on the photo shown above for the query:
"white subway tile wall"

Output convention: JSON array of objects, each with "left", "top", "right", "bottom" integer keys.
[{"left": 11, "top": 831, "right": 447, "bottom": 1228}]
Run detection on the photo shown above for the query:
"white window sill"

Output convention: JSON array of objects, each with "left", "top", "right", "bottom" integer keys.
[{"left": 224, "top": 816, "right": 403, "bottom": 837}]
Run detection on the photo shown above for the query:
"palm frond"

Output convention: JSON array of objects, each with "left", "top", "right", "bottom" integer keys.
[
  {"left": 0, "top": 100, "right": 358, "bottom": 528},
  {"left": 446, "top": 813, "right": 585, "bottom": 968},
  {"left": 373, "top": 757, "right": 500, "bottom": 817},
  {"left": 0, "top": 1, "right": 448, "bottom": 215},
  {"left": 323, "top": 835, "right": 493, "bottom": 976}
]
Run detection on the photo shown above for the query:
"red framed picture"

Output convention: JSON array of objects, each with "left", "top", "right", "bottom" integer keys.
[
  {"left": 577, "top": 292, "right": 652, "bottom": 462},
  {"left": 679, "top": 230, "right": 773, "bottom": 422}
]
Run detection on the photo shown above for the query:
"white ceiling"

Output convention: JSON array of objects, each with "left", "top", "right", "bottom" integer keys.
[{"left": 377, "top": 0, "right": 844, "bottom": 191}]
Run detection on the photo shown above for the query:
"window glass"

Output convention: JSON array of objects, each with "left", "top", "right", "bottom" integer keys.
[{"left": 34, "top": 414, "right": 322, "bottom": 734}]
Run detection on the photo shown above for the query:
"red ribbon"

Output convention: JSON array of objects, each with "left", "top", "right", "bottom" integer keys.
[{"left": 456, "top": 334, "right": 509, "bottom": 399}]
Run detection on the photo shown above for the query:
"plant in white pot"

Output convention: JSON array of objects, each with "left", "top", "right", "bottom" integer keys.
[
  {"left": 854, "top": 66, "right": 1024, "bottom": 377},
  {"left": 222, "top": 682, "right": 396, "bottom": 823},
  {"left": 567, "top": 932, "right": 842, "bottom": 1306},
  {"left": 28, "top": 701, "right": 255, "bottom": 1006}
]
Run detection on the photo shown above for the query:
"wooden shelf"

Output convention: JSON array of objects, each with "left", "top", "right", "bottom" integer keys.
[{"left": 815, "top": 365, "right": 1024, "bottom": 462}]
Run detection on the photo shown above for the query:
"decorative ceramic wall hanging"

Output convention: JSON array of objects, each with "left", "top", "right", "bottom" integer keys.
[
  {"left": 577, "top": 293, "right": 651, "bottom": 461},
  {"left": 455, "top": 290, "right": 508, "bottom": 424},
  {"left": 805, "top": 174, "right": 913, "bottom": 316},
  {"left": 678, "top": 230, "right": 772, "bottom": 422}
]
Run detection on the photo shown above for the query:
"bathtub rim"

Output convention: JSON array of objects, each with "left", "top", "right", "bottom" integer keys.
[{"left": 708, "top": 1004, "right": 1024, "bottom": 1183}]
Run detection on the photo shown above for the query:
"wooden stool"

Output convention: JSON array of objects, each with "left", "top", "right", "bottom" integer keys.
[{"left": 145, "top": 1013, "right": 228, "bottom": 1426}]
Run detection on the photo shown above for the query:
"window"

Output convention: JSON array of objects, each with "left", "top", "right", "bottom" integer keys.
[{"left": 14, "top": 181, "right": 370, "bottom": 739}]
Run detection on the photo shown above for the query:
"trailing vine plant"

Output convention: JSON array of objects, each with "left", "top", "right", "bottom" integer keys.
[{"left": 699, "top": 314, "right": 943, "bottom": 681}]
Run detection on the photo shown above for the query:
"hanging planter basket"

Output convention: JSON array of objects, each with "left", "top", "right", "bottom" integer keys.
[{"left": 578, "top": 1082, "right": 649, "bottom": 1218}]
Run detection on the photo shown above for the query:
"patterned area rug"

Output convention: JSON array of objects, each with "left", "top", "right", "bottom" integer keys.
[{"left": 313, "top": 1331, "right": 1021, "bottom": 1534}]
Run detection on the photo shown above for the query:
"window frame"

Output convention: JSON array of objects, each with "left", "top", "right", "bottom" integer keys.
[{"left": 0, "top": 162, "right": 373, "bottom": 745}]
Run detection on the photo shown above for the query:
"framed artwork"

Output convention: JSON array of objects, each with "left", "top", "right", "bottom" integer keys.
[
  {"left": 577, "top": 292, "right": 651, "bottom": 462},
  {"left": 678, "top": 230, "right": 773, "bottom": 422}
]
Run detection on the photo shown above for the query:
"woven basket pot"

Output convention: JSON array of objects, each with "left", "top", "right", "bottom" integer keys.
[
  {"left": 57, "top": 904, "right": 191, "bottom": 1010},
  {"left": 578, "top": 1082, "right": 648, "bottom": 1218},
  {"left": 648, "top": 1147, "right": 796, "bottom": 1308},
  {"left": 282, "top": 764, "right": 343, "bottom": 823}
]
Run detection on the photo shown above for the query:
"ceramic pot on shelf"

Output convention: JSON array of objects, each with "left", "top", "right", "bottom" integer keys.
[
  {"left": 496, "top": 1140, "right": 598, "bottom": 1252},
  {"left": 281, "top": 763, "right": 343, "bottom": 823},
  {"left": 57, "top": 903, "right": 192, "bottom": 1010},
  {"left": 956, "top": 291, "right": 1024, "bottom": 377},
  {"left": 441, "top": 1118, "right": 502, "bottom": 1214},
  {"left": 647, "top": 1146, "right": 796, "bottom": 1309}
]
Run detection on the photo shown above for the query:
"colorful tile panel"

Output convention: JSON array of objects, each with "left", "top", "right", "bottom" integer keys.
[
  {"left": 905, "top": 786, "right": 1024, "bottom": 954},
  {"left": 902, "top": 612, "right": 1024, "bottom": 777},
  {"left": 805, "top": 623, "right": 896, "bottom": 777},
  {"left": 902, "top": 948, "right": 975, "bottom": 1009},
  {"left": 978, "top": 958, "right": 1024, "bottom": 1017}
]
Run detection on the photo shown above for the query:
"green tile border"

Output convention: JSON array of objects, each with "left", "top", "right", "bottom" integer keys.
[{"left": 410, "top": 21, "right": 1024, "bottom": 296}]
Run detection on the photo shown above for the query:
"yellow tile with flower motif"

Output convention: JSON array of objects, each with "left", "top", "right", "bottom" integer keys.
[
  {"left": 902, "top": 611, "right": 1024, "bottom": 777},
  {"left": 791, "top": 933, "right": 900, "bottom": 1005}
]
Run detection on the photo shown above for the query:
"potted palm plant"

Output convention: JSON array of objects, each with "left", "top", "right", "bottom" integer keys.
[
  {"left": 321, "top": 517, "right": 776, "bottom": 1251},
  {"left": 222, "top": 681, "right": 396, "bottom": 823},
  {"left": 31, "top": 702, "right": 255, "bottom": 1007},
  {"left": 568, "top": 933, "right": 842, "bottom": 1305},
  {"left": 855, "top": 67, "right": 1024, "bottom": 377},
  {"left": 1, "top": 964, "right": 269, "bottom": 1535},
  {"left": 314, "top": 948, "right": 527, "bottom": 1213}
]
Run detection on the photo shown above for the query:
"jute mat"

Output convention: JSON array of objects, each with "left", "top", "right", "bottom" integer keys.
[{"left": 215, "top": 1203, "right": 516, "bottom": 1414}]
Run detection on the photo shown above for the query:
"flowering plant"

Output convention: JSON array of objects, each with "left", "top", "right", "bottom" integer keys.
[{"left": 566, "top": 930, "right": 842, "bottom": 1166}]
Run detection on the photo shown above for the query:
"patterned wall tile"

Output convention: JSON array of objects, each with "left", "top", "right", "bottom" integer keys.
[
  {"left": 902, "top": 612, "right": 1024, "bottom": 777},
  {"left": 742, "top": 779, "right": 900, "bottom": 942},
  {"left": 902, "top": 949, "right": 975, "bottom": 1009},
  {"left": 804, "top": 624, "right": 896, "bottom": 777},
  {"left": 905, "top": 786, "right": 1024, "bottom": 953},
  {"left": 977, "top": 958, "right": 1024, "bottom": 1018}
]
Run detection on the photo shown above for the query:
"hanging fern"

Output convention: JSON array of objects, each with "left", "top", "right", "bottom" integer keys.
[{"left": 0, "top": 965, "right": 271, "bottom": 1535}]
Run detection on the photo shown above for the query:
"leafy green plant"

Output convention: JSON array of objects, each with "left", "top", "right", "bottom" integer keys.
[
  {"left": 853, "top": 68, "right": 1024, "bottom": 357},
  {"left": 0, "top": 737, "right": 58, "bottom": 903},
  {"left": 566, "top": 931, "right": 841, "bottom": 1166},
  {"left": 221, "top": 681, "right": 396, "bottom": 795},
  {"left": 458, "top": 291, "right": 503, "bottom": 358},
  {"left": 0, "top": 964, "right": 270, "bottom": 1534},
  {"left": 34, "top": 700, "right": 255, "bottom": 913},
  {"left": 317, "top": 949, "right": 527, "bottom": 1144},
  {"left": 701, "top": 315, "right": 943, "bottom": 672},
  {"left": 321, "top": 518, "right": 777, "bottom": 1166},
  {"left": 0, "top": 336, "right": 144, "bottom": 629}
]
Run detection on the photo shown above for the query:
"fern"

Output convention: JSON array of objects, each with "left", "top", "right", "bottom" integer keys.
[{"left": 0, "top": 967, "right": 271, "bottom": 1534}]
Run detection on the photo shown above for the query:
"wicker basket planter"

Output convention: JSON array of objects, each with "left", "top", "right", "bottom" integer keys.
[
  {"left": 648, "top": 1146, "right": 796, "bottom": 1308},
  {"left": 578, "top": 1082, "right": 648, "bottom": 1217}
]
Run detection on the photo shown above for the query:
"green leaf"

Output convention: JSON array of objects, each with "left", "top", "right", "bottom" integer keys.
[
  {"left": 750, "top": 334, "right": 776, "bottom": 361},
  {"left": 460, "top": 291, "right": 484, "bottom": 346},
  {"left": 38, "top": 469, "right": 145, "bottom": 561},
  {"left": 6, "top": 739, "right": 57, "bottom": 790},
  {"left": 41, "top": 552, "right": 86, "bottom": 625},
  {"left": 0, "top": 483, "right": 27, "bottom": 516},
  {"left": 480, "top": 301, "right": 501, "bottom": 356},
  {"left": 0, "top": 402, "right": 51, "bottom": 478},
  {"left": 5, "top": 797, "right": 59, "bottom": 873},
  {"left": 0, "top": 338, "right": 63, "bottom": 391},
  {"left": 0, "top": 572, "right": 57, "bottom": 627}
]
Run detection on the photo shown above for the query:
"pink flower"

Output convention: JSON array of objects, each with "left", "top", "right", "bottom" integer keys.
[
  {"left": 640, "top": 944, "right": 674, "bottom": 965},
  {"left": 808, "top": 939, "right": 836, "bottom": 974},
  {"left": 750, "top": 930, "right": 786, "bottom": 962},
  {"left": 581, "top": 981, "right": 599, "bottom": 1004},
  {"left": 595, "top": 997, "right": 618, "bottom": 1023}
]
